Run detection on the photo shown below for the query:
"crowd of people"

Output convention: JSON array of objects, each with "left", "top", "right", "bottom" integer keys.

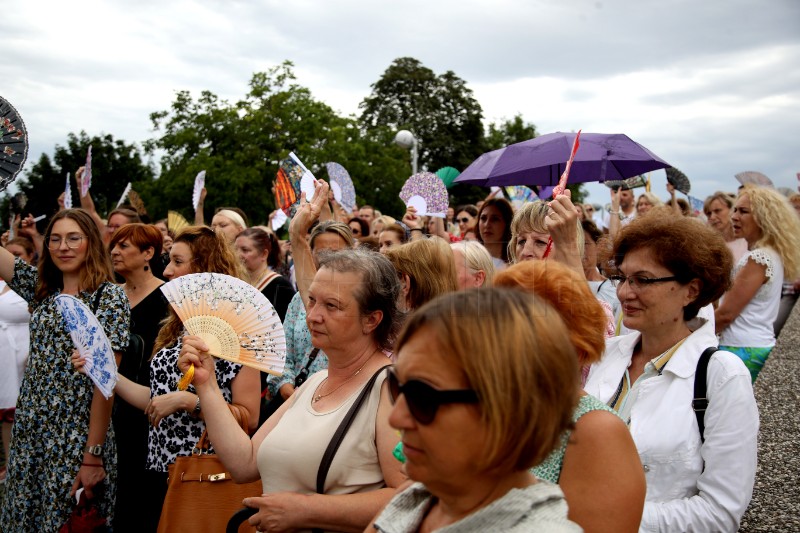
[{"left": 1, "top": 168, "right": 799, "bottom": 532}]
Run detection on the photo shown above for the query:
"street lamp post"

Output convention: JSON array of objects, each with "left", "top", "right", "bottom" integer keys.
[{"left": 394, "top": 130, "right": 418, "bottom": 175}]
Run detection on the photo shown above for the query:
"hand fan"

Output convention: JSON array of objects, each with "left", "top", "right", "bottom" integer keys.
[
  {"left": 271, "top": 209, "right": 288, "bottom": 231},
  {"left": 168, "top": 210, "right": 190, "bottom": 234},
  {"left": 0, "top": 96, "right": 29, "bottom": 193},
  {"left": 325, "top": 162, "right": 356, "bottom": 212},
  {"left": 160, "top": 273, "right": 286, "bottom": 389},
  {"left": 665, "top": 167, "right": 691, "bottom": 195},
  {"left": 735, "top": 171, "right": 773, "bottom": 188},
  {"left": 604, "top": 175, "right": 648, "bottom": 191},
  {"left": 55, "top": 294, "right": 118, "bottom": 399},
  {"left": 503, "top": 185, "right": 537, "bottom": 209},
  {"left": 115, "top": 182, "right": 132, "bottom": 208},
  {"left": 275, "top": 152, "right": 315, "bottom": 217},
  {"left": 64, "top": 173, "right": 73, "bottom": 209},
  {"left": 435, "top": 166, "right": 460, "bottom": 189},
  {"left": 81, "top": 146, "right": 92, "bottom": 198},
  {"left": 127, "top": 190, "right": 147, "bottom": 217},
  {"left": 192, "top": 170, "right": 206, "bottom": 212},
  {"left": 399, "top": 172, "right": 448, "bottom": 218}
]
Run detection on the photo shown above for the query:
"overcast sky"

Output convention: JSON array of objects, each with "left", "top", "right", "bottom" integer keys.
[{"left": 3, "top": 0, "right": 799, "bottom": 210}]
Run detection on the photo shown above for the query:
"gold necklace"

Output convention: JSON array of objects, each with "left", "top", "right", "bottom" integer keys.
[{"left": 312, "top": 359, "right": 369, "bottom": 404}]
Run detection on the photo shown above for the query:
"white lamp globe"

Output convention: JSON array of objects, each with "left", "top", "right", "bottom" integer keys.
[{"left": 394, "top": 130, "right": 416, "bottom": 149}]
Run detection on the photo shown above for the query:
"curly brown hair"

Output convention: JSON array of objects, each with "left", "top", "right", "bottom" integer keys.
[
  {"left": 152, "top": 226, "right": 244, "bottom": 355},
  {"left": 600, "top": 215, "right": 733, "bottom": 321},
  {"left": 36, "top": 209, "right": 115, "bottom": 302}
]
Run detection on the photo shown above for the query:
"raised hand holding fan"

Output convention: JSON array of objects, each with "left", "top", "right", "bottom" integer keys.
[
  {"left": 55, "top": 294, "right": 118, "bottom": 399},
  {"left": 276, "top": 152, "right": 316, "bottom": 218},
  {"left": 192, "top": 170, "right": 206, "bottom": 212},
  {"left": 399, "top": 172, "right": 449, "bottom": 218},
  {"left": 160, "top": 273, "right": 286, "bottom": 389}
]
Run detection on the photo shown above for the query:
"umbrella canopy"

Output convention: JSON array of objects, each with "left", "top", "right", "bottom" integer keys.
[{"left": 454, "top": 132, "right": 671, "bottom": 188}]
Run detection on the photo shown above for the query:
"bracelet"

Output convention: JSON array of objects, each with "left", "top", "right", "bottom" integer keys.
[
  {"left": 192, "top": 396, "right": 201, "bottom": 417},
  {"left": 81, "top": 462, "right": 104, "bottom": 468},
  {"left": 410, "top": 228, "right": 423, "bottom": 232},
  {"left": 608, "top": 210, "right": 620, "bottom": 215}
]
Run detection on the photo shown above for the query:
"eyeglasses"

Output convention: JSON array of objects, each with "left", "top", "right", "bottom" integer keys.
[
  {"left": 387, "top": 368, "right": 479, "bottom": 425},
  {"left": 609, "top": 274, "right": 679, "bottom": 289},
  {"left": 47, "top": 234, "right": 87, "bottom": 250},
  {"left": 457, "top": 217, "right": 471, "bottom": 224}
]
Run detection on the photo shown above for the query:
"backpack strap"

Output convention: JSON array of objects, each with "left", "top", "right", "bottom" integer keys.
[
  {"left": 693, "top": 346, "right": 719, "bottom": 443},
  {"left": 91, "top": 282, "right": 108, "bottom": 314}
]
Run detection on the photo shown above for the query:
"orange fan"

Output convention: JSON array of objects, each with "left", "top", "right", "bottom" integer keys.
[{"left": 160, "top": 273, "right": 286, "bottom": 389}]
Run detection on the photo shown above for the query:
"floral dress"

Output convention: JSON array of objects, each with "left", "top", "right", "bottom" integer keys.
[
  {"left": 0, "top": 259, "right": 130, "bottom": 532},
  {"left": 146, "top": 337, "right": 241, "bottom": 472}
]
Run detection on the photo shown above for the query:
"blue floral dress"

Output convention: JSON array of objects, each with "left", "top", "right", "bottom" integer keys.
[{"left": 0, "top": 259, "right": 130, "bottom": 532}]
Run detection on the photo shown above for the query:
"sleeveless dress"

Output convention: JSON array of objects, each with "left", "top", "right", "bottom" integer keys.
[
  {"left": 532, "top": 394, "right": 620, "bottom": 483},
  {"left": 0, "top": 280, "right": 30, "bottom": 410},
  {"left": 0, "top": 259, "right": 130, "bottom": 532}
]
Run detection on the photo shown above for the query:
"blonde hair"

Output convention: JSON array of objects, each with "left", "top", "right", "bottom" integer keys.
[
  {"left": 385, "top": 237, "right": 458, "bottom": 310},
  {"left": 637, "top": 192, "right": 664, "bottom": 211},
  {"left": 371, "top": 215, "right": 396, "bottom": 235},
  {"left": 508, "top": 201, "right": 584, "bottom": 263},
  {"left": 450, "top": 241, "right": 495, "bottom": 287},
  {"left": 395, "top": 288, "right": 578, "bottom": 472},
  {"left": 741, "top": 185, "right": 800, "bottom": 278}
]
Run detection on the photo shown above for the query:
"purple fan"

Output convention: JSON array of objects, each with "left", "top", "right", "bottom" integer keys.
[
  {"left": 399, "top": 172, "right": 448, "bottom": 218},
  {"left": 326, "top": 162, "right": 356, "bottom": 213}
]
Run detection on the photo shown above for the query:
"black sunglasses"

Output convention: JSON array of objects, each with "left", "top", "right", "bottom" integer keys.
[
  {"left": 387, "top": 368, "right": 479, "bottom": 425},
  {"left": 457, "top": 217, "right": 471, "bottom": 223}
]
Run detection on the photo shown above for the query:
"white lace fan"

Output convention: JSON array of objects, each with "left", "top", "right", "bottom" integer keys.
[{"left": 160, "top": 273, "right": 286, "bottom": 386}]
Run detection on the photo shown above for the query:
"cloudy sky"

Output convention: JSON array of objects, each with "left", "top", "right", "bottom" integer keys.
[{"left": 4, "top": 0, "right": 799, "bottom": 209}]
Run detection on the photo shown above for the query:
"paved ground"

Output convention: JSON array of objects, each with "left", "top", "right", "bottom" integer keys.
[{"left": 739, "top": 301, "right": 800, "bottom": 532}]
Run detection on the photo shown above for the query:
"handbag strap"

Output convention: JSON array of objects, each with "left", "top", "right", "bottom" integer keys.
[
  {"left": 91, "top": 282, "right": 107, "bottom": 314},
  {"left": 194, "top": 403, "right": 250, "bottom": 453},
  {"left": 315, "top": 365, "right": 389, "bottom": 494},
  {"left": 693, "top": 346, "right": 718, "bottom": 443}
]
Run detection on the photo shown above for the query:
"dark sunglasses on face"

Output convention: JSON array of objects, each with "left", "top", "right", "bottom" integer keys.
[
  {"left": 386, "top": 368, "right": 479, "bottom": 425},
  {"left": 457, "top": 217, "right": 471, "bottom": 224}
]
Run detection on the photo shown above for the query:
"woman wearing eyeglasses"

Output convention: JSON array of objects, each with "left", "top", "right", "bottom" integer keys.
[
  {"left": 178, "top": 247, "right": 406, "bottom": 533},
  {"left": 454, "top": 205, "right": 478, "bottom": 239},
  {"left": 0, "top": 209, "right": 130, "bottom": 532},
  {"left": 368, "top": 288, "right": 581, "bottom": 532},
  {"left": 584, "top": 215, "right": 758, "bottom": 532}
]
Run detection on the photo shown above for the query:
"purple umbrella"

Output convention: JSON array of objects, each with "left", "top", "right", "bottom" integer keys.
[{"left": 454, "top": 132, "right": 671, "bottom": 187}]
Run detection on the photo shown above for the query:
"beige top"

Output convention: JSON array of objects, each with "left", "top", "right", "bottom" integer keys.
[{"left": 258, "top": 368, "right": 387, "bottom": 497}]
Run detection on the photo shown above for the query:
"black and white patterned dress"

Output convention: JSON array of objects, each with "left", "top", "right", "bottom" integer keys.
[{"left": 146, "top": 337, "right": 241, "bottom": 472}]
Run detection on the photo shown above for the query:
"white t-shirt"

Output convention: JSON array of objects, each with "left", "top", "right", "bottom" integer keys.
[{"left": 719, "top": 247, "right": 783, "bottom": 348}]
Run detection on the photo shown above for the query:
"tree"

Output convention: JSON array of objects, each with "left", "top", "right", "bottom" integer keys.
[
  {"left": 485, "top": 114, "right": 538, "bottom": 150},
  {"left": 1, "top": 132, "right": 155, "bottom": 229},
  {"left": 359, "top": 57, "right": 485, "bottom": 172},
  {"left": 144, "top": 61, "right": 411, "bottom": 223}
]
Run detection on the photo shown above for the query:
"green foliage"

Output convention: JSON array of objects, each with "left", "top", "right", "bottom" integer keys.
[
  {"left": 485, "top": 114, "right": 538, "bottom": 150},
  {"left": 1, "top": 132, "right": 154, "bottom": 229},
  {"left": 359, "top": 57, "right": 486, "bottom": 172},
  {"left": 143, "top": 61, "right": 410, "bottom": 222}
]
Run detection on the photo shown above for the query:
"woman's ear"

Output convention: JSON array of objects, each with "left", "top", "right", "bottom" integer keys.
[
  {"left": 144, "top": 246, "right": 155, "bottom": 262},
  {"left": 473, "top": 270, "right": 486, "bottom": 288},
  {"left": 362, "top": 309, "right": 384, "bottom": 335},
  {"left": 684, "top": 278, "right": 702, "bottom": 306}
]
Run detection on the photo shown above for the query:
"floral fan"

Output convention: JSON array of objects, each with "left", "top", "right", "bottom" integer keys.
[
  {"left": 399, "top": 172, "right": 448, "bottom": 218},
  {"left": 735, "top": 171, "right": 773, "bottom": 188},
  {"left": 0, "top": 96, "right": 28, "bottom": 193},
  {"left": 503, "top": 185, "right": 537, "bottom": 209},
  {"left": 326, "top": 162, "right": 356, "bottom": 213},
  {"left": 55, "top": 294, "right": 118, "bottom": 399},
  {"left": 81, "top": 146, "right": 92, "bottom": 198},
  {"left": 160, "top": 273, "right": 286, "bottom": 389}
]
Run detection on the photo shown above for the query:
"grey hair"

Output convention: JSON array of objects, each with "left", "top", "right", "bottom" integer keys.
[{"left": 317, "top": 247, "right": 404, "bottom": 350}]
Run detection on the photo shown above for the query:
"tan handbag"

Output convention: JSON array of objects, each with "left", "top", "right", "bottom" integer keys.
[{"left": 157, "top": 405, "right": 261, "bottom": 533}]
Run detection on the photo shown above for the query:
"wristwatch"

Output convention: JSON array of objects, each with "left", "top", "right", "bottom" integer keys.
[{"left": 85, "top": 444, "right": 104, "bottom": 457}]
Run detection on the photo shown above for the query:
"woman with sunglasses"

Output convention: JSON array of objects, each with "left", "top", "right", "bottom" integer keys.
[
  {"left": 369, "top": 288, "right": 581, "bottom": 531},
  {"left": 0, "top": 209, "right": 130, "bottom": 532},
  {"left": 454, "top": 205, "right": 478, "bottom": 239},
  {"left": 585, "top": 215, "right": 758, "bottom": 532},
  {"left": 178, "top": 247, "right": 406, "bottom": 533}
]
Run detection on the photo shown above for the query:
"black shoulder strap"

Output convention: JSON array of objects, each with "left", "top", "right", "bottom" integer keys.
[
  {"left": 304, "top": 348, "right": 321, "bottom": 372},
  {"left": 91, "top": 282, "right": 107, "bottom": 314},
  {"left": 693, "top": 346, "right": 718, "bottom": 443},
  {"left": 315, "top": 365, "right": 389, "bottom": 495}
]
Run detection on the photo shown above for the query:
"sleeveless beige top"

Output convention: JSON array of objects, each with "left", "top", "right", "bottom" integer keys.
[{"left": 257, "top": 368, "right": 387, "bottom": 496}]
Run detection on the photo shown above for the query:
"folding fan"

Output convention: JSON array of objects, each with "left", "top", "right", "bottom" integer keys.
[
  {"left": 435, "top": 166, "right": 460, "bottom": 189},
  {"left": 81, "top": 146, "right": 92, "bottom": 198},
  {"left": 192, "top": 170, "right": 206, "bottom": 212},
  {"left": 399, "top": 172, "right": 448, "bottom": 218},
  {"left": 55, "top": 294, "right": 118, "bottom": 399},
  {"left": 168, "top": 210, "right": 190, "bottom": 234},
  {"left": 115, "top": 182, "right": 132, "bottom": 209},
  {"left": 604, "top": 175, "right": 648, "bottom": 191},
  {"left": 503, "top": 185, "right": 537, "bottom": 209},
  {"left": 64, "top": 173, "right": 73, "bottom": 209},
  {"left": 160, "top": 273, "right": 286, "bottom": 389},
  {"left": 275, "top": 152, "right": 316, "bottom": 218},
  {"left": 0, "top": 96, "right": 29, "bottom": 193},
  {"left": 326, "top": 162, "right": 356, "bottom": 212},
  {"left": 735, "top": 171, "right": 773, "bottom": 188}
]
